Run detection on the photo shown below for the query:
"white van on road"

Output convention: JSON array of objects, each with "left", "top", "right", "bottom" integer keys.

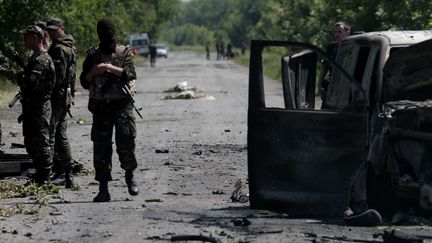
[{"left": 128, "top": 33, "right": 150, "bottom": 57}]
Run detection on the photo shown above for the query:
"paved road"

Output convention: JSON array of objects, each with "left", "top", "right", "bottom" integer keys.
[{"left": 1, "top": 51, "right": 431, "bottom": 242}]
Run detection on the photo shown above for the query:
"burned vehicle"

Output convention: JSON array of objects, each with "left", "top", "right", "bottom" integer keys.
[{"left": 247, "top": 31, "right": 432, "bottom": 219}]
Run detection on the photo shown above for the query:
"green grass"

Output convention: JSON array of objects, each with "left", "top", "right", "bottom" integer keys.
[
  {"left": 233, "top": 47, "right": 286, "bottom": 81},
  {"left": 0, "top": 78, "right": 19, "bottom": 108}
]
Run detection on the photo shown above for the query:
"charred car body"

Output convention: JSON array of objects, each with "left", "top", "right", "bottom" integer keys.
[{"left": 248, "top": 31, "right": 432, "bottom": 221}]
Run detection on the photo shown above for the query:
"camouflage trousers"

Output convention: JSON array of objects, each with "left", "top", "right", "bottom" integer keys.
[
  {"left": 50, "top": 90, "right": 73, "bottom": 174},
  {"left": 22, "top": 101, "right": 52, "bottom": 175},
  {"left": 89, "top": 99, "right": 137, "bottom": 181}
]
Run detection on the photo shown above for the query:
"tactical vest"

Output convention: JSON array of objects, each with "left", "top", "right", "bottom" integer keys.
[{"left": 88, "top": 45, "right": 128, "bottom": 101}]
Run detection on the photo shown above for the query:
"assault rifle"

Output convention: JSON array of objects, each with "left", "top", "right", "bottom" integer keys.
[
  {"left": 8, "top": 51, "right": 25, "bottom": 108},
  {"left": 122, "top": 84, "right": 143, "bottom": 119}
]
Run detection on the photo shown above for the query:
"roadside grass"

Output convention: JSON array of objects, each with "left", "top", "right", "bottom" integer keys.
[
  {"left": 168, "top": 44, "right": 286, "bottom": 81},
  {"left": 0, "top": 78, "right": 19, "bottom": 108},
  {"left": 234, "top": 47, "right": 286, "bottom": 81}
]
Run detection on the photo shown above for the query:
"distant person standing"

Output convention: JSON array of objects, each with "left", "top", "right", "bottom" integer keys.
[
  {"left": 19, "top": 25, "right": 55, "bottom": 185},
  {"left": 319, "top": 21, "right": 350, "bottom": 109},
  {"left": 216, "top": 41, "right": 222, "bottom": 60},
  {"left": 240, "top": 42, "right": 246, "bottom": 55},
  {"left": 226, "top": 43, "right": 234, "bottom": 59},
  {"left": 205, "top": 45, "right": 210, "bottom": 60},
  {"left": 80, "top": 17, "right": 139, "bottom": 202},
  {"left": 46, "top": 17, "right": 77, "bottom": 188},
  {"left": 149, "top": 41, "right": 157, "bottom": 67}
]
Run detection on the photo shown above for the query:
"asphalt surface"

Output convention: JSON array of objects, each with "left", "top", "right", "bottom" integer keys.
[{"left": 1, "top": 51, "right": 432, "bottom": 242}]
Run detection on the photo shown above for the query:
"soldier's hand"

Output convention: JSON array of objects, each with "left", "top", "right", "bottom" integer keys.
[
  {"left": 95, "top": 63, "right": 110, "bottom": 75},
  {"left": 128, "top": 79, "right": 136, "bottom": 94}
]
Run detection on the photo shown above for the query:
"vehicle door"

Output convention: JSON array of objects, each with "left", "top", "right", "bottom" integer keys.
[{"left": 248, "top": 40, "right": 369, "bottom": 216}]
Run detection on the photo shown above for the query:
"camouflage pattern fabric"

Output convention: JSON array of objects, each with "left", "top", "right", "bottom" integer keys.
[
  {"left": 20, "top": 50, "right": 55, "bottom": 174},
  {"left": 80, "top": 44, "right": 137, "bottom": 181},
  {"left": 81, "top": 46, "right": 135, "bottom": 101},
  {"left": 48, "top": 34, "right": 76, "bottom": 174},
  {"left": 89, "top": 101, "right": 137, "bottom": 181}
]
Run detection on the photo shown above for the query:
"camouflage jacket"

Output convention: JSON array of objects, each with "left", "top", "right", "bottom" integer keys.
[
  {"left": 80, "top": 45, "right": 136, "bottom": 101},
  {"left": 48, "top": 34, "right": 76, "bottom": 91},
  {"left": 20, "top": 50, "right": 55, "bottom": 103}
]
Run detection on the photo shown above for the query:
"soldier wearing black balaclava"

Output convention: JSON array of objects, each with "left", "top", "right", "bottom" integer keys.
[{"left": 80, "top": 17, "right": 139, "bottom": 202}]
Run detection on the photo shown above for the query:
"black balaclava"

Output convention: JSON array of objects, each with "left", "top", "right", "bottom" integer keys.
[{"left": 97, "top": 17, "right": 117, "bottom": 53}]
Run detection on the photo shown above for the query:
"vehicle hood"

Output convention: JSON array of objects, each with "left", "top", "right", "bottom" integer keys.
[{"left": 383, "top": 38, "right": 432, "bottom": 102}]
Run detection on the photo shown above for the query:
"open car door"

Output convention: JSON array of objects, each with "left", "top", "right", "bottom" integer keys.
[{"left": 248, "top": 40, "right": 368, "bottom": 216}]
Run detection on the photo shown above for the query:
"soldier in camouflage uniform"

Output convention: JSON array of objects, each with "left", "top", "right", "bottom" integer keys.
[
  {"left": 46, "top": 17, "right": 76, "bottom": 188},
  {"left": 80, "top": 17, "right": 139, "bottom": 202},
  {"left": 32, "top": 21, "right": 50, "bottom": 49},
  {"left": 19, "top": 25, "right": 55, "bottom": 185}
]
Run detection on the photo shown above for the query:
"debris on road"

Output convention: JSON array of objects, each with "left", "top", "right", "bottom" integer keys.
[
  {"left": 0, "top": 204, "right": 38, "bottom": 217},
  {"left": 163, "top": 90, "right": 197, "bottom": 100},
  {"left": 156, "top": 149, "right": 169, "bottom": 153},
  {"left": 0, "top": 181, "right": 59, "bottom": 199},
  {"left": 163, "top": 192, "right": 178, "bottom": 196},
  {"left": 10, "top": 143, "right": 25, "bottom": 149},
  {"left": 231, "top": 217, "right": 251, "bottom": 226},
  {"left": 145, "top": 198, "right": 163, "bottom": 203},
  {"left": 230, "top": 179, "right": 249, "bottom": 203},
  {"left": 193, "top": 150, "right": 203, "bottom": 156},
  {"left": 171, "top": 234, "right": 218, "bottom": 243},
  {"left": 164, "top": 81, "right": 199, "bottom": 93},
  {"left": 73, "top": 118, "right": 86, "bottom": 124},
  {"left": 163, "top": 81, "right": 215, "bottom": 100},
  {"left": 212, "top": 190, "right": 224, "bottom": 195}
]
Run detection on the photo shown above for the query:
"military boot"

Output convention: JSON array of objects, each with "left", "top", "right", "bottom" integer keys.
[
  {"left": 125, "top": 170, "right": 139, "bottom": 196},
  {"left": 35, "top": 169, "right": 51, "bottom": 187},
  {"left": 93, "top": 179, "right": 111, "bottom": 202},
  {"left": 64, "top": 169, "right": 75, "bottom": 189}
]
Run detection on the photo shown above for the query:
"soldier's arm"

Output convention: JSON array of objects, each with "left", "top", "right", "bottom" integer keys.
[
  {"left": 79, "top": 55, "right": 93, "bottom": 89},
  {"left": 122, "top": 48, "right": 136, "bottom": 82},
  {"left": 96, "top": 48, "right": 136, "bottom": 82},
  {"left": 28, "top": 59, "right": 53, "bottom": 98}
]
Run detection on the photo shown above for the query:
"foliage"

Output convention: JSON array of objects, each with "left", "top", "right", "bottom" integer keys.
[
  {"left": 0, "top": 181, "right": 59, "bottom": 199},
  {"left": 0, "top": 0, "right": 180, "bottom": 56},
  {"left": 163, "top": 0, "right": 432, "bottom": 49}
]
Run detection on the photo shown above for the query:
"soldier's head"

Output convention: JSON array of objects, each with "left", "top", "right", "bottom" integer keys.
[
  {"left": 33, "top": 20, "right": 50, "bottom": 48},
  {"left": 97, "top": 17, "right": 117, "bottom": 52},
  {"left": 46, "top": 17, "right": 65, "bottom": 40},
  {"left": 21, "top": 25, "right": 44, "bottom": 50},
  {"left": 334, "top": 21, "right": 350, "bottom": 44}
]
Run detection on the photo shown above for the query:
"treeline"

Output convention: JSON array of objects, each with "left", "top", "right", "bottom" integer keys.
[
  {"left": 0, "top": 0, "right": 179, "bottom": 58},
  {"left": 161, "top": 0, "right": 432, "bottom": 49}
]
